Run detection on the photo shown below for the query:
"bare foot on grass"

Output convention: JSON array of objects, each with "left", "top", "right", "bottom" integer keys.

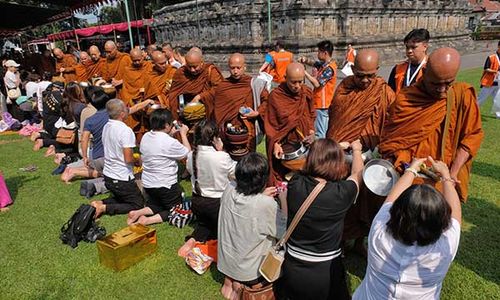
[
  {"left": 178, "top": 238, "right": 196, "bottom": 258},
  {"left": 33, "top": 139, "right": 43, "bottom": 151},
  {"left": 127, "top": 210, "right": 141, "bottom": 225},
  {"left": 44, "top": 145, "right": 56, "bottom": 157}
]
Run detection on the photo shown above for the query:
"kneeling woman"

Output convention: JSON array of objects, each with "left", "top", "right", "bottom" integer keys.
[
  {"left": 277, "top": 139, "right": 364, "bottom": 300},
  {"left": 179, "top": 120, "right": 237, "bottom": 255},
  {"left": 217, "top": 153, "right": 286, "bottom": 299}
]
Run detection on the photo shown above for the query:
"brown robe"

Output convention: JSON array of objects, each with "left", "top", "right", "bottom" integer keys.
[
  {"left": 264, "top": 83, "right": 315, "bottom": 186},
  {"left": 167, "top": 62, "right": 223, "bottom": 120},
  {"left": 326, "top": 76, "right": 395, "bottom": 240},
  {"left": 379, "top": 81, "right": 484, "bottom": 202},
  {"left": 55, "top": 54, "right": 78, "bottom": 82},
  {"left": 86, "top": 58, "right": 105, "bottom": 81},
  {"left": 144, "top": 65, "right": 177, "bottom": 107},
  {"left": 208, "top": 74, "right": 269, "bottom": 152},
  {"left": 102, "top": 52, "right": 132, "bottom": 82}
]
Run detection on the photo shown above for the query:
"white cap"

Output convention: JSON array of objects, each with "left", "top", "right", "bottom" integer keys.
[{"left": 4, "top": 60, "right": 20, "bottom": 67}]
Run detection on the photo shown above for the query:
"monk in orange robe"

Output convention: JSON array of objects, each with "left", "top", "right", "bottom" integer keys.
[
  {"left": 204, "top": 53, "right": 268, "bottom": 155},
  {"left": 86, "top": 45, "right": 105, "bottom": 80},
  {"left": 167, "top": 49, "right": 223, "bottom": 121},
  {"left": 265, "top": 63, "right": 315, "bottom": 186},
  {"left": 102, "top": 40, "right": 132, "bottom": 82},
  {"left": 144, "top": 51, "right": 177, "bottom": 107},
  {"left": 116, "top": 48, "right": 152, "bottom": 140},
  {"left": 53, "top": 48, "right": 78, "bottom": 82},
  {"left": 327, "top": 49, "right": 395, "bottom": 253},
  {"left": 74, "top": 51, "right": 92, "bottom": 82},
  {"left": 380, "top": 47, "right": 484, "bottom": 203}
]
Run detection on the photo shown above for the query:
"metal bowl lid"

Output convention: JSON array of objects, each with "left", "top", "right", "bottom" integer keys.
[{"left": 282, "top": 143, "right": 309, "bottom": 161}]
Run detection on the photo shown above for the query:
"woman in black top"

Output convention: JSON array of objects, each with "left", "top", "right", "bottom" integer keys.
[{"left": 277, "top": 139, "right": 364, "bottom": 300}]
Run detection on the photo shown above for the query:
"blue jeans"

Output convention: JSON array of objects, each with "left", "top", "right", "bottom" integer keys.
[{"left": 315, "top": 109, "right": 329, "bottom": 139}]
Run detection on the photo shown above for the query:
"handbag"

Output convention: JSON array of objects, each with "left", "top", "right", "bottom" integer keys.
[
  {"left": 259, "top": 179, "right": 326, "bottom": 282},
  {"left": 167, "top": 199, "right": 194, "bottom": 228},
  {"left": 240, "top": 282, "right": 275, "bottom": 300},
  {"left": 56, "top": 128, "right": 76, "bottom": 145}
]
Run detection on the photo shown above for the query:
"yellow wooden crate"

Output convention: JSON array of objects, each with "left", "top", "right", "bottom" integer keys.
[{"left": 97, "top": 224, "right": 157, "bottom": 271}]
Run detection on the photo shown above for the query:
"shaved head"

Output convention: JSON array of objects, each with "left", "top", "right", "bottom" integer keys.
[
  {"left": 53, "top": 48, "right": 64, "bottom": 60},
  {"left": 352, "top": 49, "right": 379, "bottom": 90},
  {"left": 185, "top": 50, "right": 204, "bottom": 75},
  {"left": 228, "top": 53, "right": 246, "bottom": 80},
  {"left": 152, "top": 50, "right": 167, "bottom": 73},
  {"left": 189, "top": 47, "right": 203, "bottom": 56},
  {"left": 423, "top": 47, "right": 461, "bottom": 99},
  {"left": 79, "top": 51, "right": 90, "bottom": 65},
  {"left": 130, "top": 48, "right": 144, "bottom": 68},
  {"left": 286, "top": 63, "right": 305, "bottom": 94},
  {"left": 88, "top": 45, "right": 101, "bottom": 62},
  {"left": 104, "top": 41, "right": 118, "bottom": 59}
]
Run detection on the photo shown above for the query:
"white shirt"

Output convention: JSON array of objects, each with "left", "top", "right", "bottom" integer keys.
[
  {"left": 102, "top": 119, "right": 136, "bottom": 181},
  {"left": 4, "top": 70, "right": 18, "bottom": 89},
  {"left": 218, "top": 183, "right": 286, "bottom": 282},
  {"left": 353, "top": 203, "right": 461, "bottom": 300},
  {"left": 186, "top": 145, "right": 236, "bottom": 198},
  {"left": 25, "top": 81, "right": 39, "bottom": 98},
  {"left": 37, "top": 81, "right": 51, "bottom": 113},
  {"left": 140, "top": 131, "right": 189, "bottom": 189}
]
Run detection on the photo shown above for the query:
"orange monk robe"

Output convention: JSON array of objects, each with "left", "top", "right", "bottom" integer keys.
[
  {"left": 326, "top": 76, "right": 395, "bottom": 240},
  {"left": 118, "top": 61, "right": 152, "bottom": 141},
  {"left": 264, "top": 83, "right": 315, "bottom": 186},
  {"left": 55, "top": 54, "right": 78, "bottom": 82},
  {"left": 74, "top": 59, "right": 104, "bottom": 82},
  {"left": 379, "top": 82, "right": 484, "bottom": 202},
  {"left": 85, "top": 58, "right": 105, "bottom": 80},
  {"left": 327, "top": 76, "right": 395, "bottom": 149},
  {"left": 167, "top": 63, "right": 223, "bottom": 120},
  {"left": 144, "top": 64, "right": 177, "bottom": 107},
  {"left": 102, "top": 52, "right": 132, "bottom": 82},
  {"left": 118, "top": 61, "right": 152, "bottom": 105},
  {"left": 205, "top": 74, "right": 269, "bottom": 152}
]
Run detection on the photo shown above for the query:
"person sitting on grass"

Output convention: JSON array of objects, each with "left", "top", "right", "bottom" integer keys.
[
  {"left": 127, "top": 109, "right": 191, "bottom": 225},
  {"left": 353, "top": 157, "right": 462, "bottom": 300},
  {"left": 61, "top": 87, "right": 110, "bottom": 183},
  {"left": 178, "top": 120, "right": 237, "bottom": 257},
  {"left": 90, "top": 99, "right": 144, "bottom": 218},
  {"left": 218, "top": 152, "right": 286, "bottom": 300}
]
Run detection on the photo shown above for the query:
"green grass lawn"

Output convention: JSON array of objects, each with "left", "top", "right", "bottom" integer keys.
[{"left": 0, "top": 68, "right": 499, "bottom": 299}]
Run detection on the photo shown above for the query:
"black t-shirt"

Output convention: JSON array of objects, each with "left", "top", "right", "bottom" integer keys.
[
  {"left": 388, "top": 63, "right": 421, "bottom": 92},
  {"left": 286, "top": 174, "right": 358, "bottom": 253}
]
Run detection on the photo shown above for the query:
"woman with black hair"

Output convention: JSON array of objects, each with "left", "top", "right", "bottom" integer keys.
[
  {"left": 127, "top": 108, "right": 191, "bottom": 225},
  {"left": 178, "top": 119, "right": 237, "bottom": 257},
  {"left": 218, "top": 153, "right": 286, "bottom": 299},
  {"left": 353, "top": 157, "right": 461, "bottom": 300}
]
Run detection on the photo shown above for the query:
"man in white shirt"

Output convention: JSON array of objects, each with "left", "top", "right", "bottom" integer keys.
[
  {"left": 127, "top": 108, "right": 191, "bottom": 225},
  {"left": 91, "top": 99, "right": 144, "bottom": 218}
]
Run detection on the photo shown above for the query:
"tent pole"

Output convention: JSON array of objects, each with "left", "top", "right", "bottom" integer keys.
[
  {"left": 123, "top": 0, "right": 134, "bottom": 48},
  {"left": 71, "top": 11, "right": 80, "bottom": 50},
  {"left": 267, "top": 0, "right": 272, "bottom": 43},
  {"left": 113, "top": 29, "right": 117, "bottom": 44}
]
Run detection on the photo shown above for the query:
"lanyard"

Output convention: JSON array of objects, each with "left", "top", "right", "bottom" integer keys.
[{"left": 405, "top": 57, "right": 426, "bottom": 87}]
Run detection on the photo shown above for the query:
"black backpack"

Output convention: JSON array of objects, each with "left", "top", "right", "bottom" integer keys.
[{"left": 60, "top": 204, "right": 106, "bottom": 248}]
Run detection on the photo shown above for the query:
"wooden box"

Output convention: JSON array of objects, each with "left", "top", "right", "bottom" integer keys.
[{"left": 97, "top": 224, "right": 157, "bottom": 271}]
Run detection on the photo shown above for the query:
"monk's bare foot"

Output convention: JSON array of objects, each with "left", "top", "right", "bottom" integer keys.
[
  {"left": 91, "top": 200, "right": 105, "bottom": 219},
  {"left": 221, "top": 277, "right": 234, "bottom": 300},
  {"left": 352, "top": 238, "right": 367, "bottom": 258},
  {"left": 44, "top": 145, "right": 56, "bottom": 157},
  {"left": 127, "top": 210, "right": 141, "bottom": 225},
  {"left": 230, "top": 281, "right": 242, "bottom": 300},
  {"left": 60, "top": 168, "right": 74, "bottom": 183},
  {"left": 54, "top": 153, "right": 66, "bottom": 165},
  {"left": 178, "top": 238, "right": 196, "bottom": 258},
  {"left": 30, "top": 132, "right": 40, "bottom": 142},
  {"left": 33, "top": 139, "right": 43, "bottom": 151},
  {"left": 0, "top": 207, "right": 10, "bottom": 213}
]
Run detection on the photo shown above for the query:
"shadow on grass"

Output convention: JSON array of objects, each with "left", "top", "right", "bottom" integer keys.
[
  {"left": 472, "top": 161, "right": 500, "bottom": 182},
  {"left": 209, "top": 263, "right": 224, "bottom": 285},
  {"left": 343, "top": 250, "right": 368, "bottom": 280},
  {"left": 5, "top": 175, "right": 39, "bottom": 201},
  {"left": 456, "top": 197, "right": 500, "bottom": 285}
]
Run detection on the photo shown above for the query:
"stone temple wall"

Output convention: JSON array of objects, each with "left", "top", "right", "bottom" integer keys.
[{"left": 152, "top": 0, "right": 481, "bottom": 71}]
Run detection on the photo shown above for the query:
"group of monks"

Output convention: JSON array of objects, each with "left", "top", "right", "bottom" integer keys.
[{"left": 47, "top": 35, "right": 484, "bottom": 251}]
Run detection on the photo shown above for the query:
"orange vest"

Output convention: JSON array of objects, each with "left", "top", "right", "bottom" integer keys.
[
  {"left": 393, "top": 60, "right": 426, "bottom": 94},
  {"left": 480, "top": 54, "right": 499, "bottom": 87},
  {"left": 272, "top": 50, "right": 293, "bottom": 83},
  {"left": 313, "top": 61, "right": 337, "bottom": 109},
  {"left": 346, "top": 48, "right": 355, "bottom": 64}
]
